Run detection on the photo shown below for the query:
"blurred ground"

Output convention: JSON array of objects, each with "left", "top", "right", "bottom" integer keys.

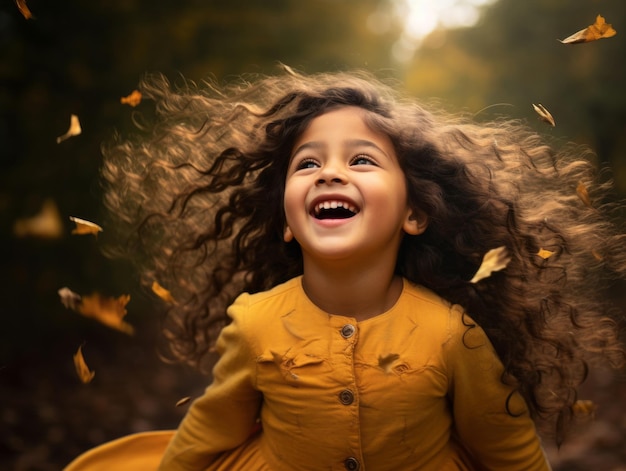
[{"left": 2, "top": 317, "right": 625, "bottom": 470}]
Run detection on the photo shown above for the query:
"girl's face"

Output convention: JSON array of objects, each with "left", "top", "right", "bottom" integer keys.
[{"left": 283, "top": 106, "right": 425, "bottom": 266}]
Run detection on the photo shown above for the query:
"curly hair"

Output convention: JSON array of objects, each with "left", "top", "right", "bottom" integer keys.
[{"left": 100, "top": 67, "right": 626, "bottom": 443}]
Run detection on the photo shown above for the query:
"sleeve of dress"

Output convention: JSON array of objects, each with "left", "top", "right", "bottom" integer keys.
[
  {"left": 158, "top": 293, "right": 262, "bottom": 470},
  {"left": 444, "top": 306, "right": 552, "bottom": 471}
]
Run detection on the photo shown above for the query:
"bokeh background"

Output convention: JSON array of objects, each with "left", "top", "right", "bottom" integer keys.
[{"left": 2, "top": 0, "right": 626, "bottom": 469}]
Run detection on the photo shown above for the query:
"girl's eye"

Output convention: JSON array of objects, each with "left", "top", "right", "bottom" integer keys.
[
  {"left": 295, "top": 158, "right": 319, "bottom": 170},
  {"left": 350, "top": 154, "right": 376, "bottom": 166}
]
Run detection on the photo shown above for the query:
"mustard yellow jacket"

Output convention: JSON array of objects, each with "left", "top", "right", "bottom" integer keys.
[
  {"left": 66, "top": 277, "right": 550, "bottom": 471},
  {"left": 155, "top": 276, "right": 550, "bottom": 470}
]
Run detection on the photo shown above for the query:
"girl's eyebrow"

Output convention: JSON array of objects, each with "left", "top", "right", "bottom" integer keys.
[{"left": 291, "top": 139, "right": 388, "bottom": 158}]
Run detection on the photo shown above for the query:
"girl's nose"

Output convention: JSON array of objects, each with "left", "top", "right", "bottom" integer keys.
[{"left": 316, "top": 162, "right": 347, "bottom": 185}]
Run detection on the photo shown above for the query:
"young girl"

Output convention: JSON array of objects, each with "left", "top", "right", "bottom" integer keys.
[{"left": 66, "top": 67, "right": 626, "bottom": 470}]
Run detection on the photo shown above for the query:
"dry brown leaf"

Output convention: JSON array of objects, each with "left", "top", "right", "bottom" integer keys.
[
  {"left": 576, "top": 182, "right": 592, "bottom": 207},
  {"left": 470, "top": 246, "right": 511, "bottom": 283},
  {"left": 57, "top": 114, "right": 82, "bottom": 143},
  {"left": 591, "top": 249, "right": 604, "bottom": 261},
  {"left": 78, "top": 293, "right": 134, "bottom": 335},
  {"left": 152, "top": 281, "right": 175, "bottom": 303},
  {"left": 537, "top": 248, "right": 555, "bottom": 260},
  {"left": 120, "top": 90, "right": 142, "bottom": 107},
  {"left": 532, "top": 104, "right": 555, "bottom": 127},
  {"left": 560, "top": 15, "right": 617, "bottom": 44},
  {"left": 15, "top": 0, "right": 34, "bottom": 19},
  {"left": 73, "top": 346, "right": 95, "bottom": 384},
  {"left": 176, "top": 396, "right": 191, "bottom": 407},
  {"left": 13, "top": 199, "right": 64, "bottom": 239},
  {"left": 58, "top": 287, "right": 82, "bottom": 311},
  {"left": 69, "top": 216, "right": 103, "bottom": 236}
]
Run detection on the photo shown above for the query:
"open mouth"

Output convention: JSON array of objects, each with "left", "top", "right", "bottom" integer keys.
[{"left": 312, "top": 200, "right": 359, "bottom": 220}]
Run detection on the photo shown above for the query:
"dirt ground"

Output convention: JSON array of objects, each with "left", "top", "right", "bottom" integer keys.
[{"left": 2, "top": 318, "right": 626, "bottom": 471}]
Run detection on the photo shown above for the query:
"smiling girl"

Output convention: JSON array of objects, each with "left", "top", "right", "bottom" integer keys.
[{"left": 66, "top": 68, "right": 626, "bottom": 470}]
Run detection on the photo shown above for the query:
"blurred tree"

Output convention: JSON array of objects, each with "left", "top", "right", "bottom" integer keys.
[{"left": 401, "top": 0, "right": 626, "bottom": 194}]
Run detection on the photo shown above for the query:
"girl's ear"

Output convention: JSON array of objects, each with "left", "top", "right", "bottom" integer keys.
[
  {"left": 403, "top": 209, "right": 428, "bottom": 235},
  {"left": 284, "top": 225, "right": 294, "bottom": 242}
]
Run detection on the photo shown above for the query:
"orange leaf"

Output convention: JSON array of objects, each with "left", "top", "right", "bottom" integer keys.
[
  {"left": 57, "top": 114, "right": 82, "bottom": 143},
  {"left": 69, "top": 216, "right": 103, "bottom": 236},
  {"left": 152, "top": 281, "right": 175, "bottom": 303},
  {"left": 470, "top": 246, "right": 511, "bottom": 283},
  {"left": 532, "top": 104, "right": 555, "bottom": 127},
  {"left": 15, "top": 0, "right": 34, "bottom": 20},
  {"left": 537, "top": 248, "right": 555, "bottom": 260},
  {"left": 560, "top": 15, "right": 617, "bottom": 44},
  {"left": 576, "top": 182, "right": 592, "bottom": 207},
  {"left": 571, "top": 399, "right": 596, "bottom": 416},
  {"left": 591, "top": 249, "right": 604, "bottom": 261},
  {"left": 176, "top": 396, "right": 191, "bottom": 407},
  {"left": 13, "top": 199, "right": 64, "bottom": 239},
  {"left": 78, "top": 293, "right": 134, "bottom": 335},
  {"left": 120, "top": 90, "right": 142, "bottom": 107},
  {"left": 73, "top": 346, "right": 95, "bottom": 384}
]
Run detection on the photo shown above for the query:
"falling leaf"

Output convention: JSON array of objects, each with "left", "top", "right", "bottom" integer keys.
[
  {"left": 571, "top": 399, "right": 597, "bottom": 416},
  {"left": 176, "top": 396, "right": 191, "bottom": 407},
  {"left": 13, "top": 199, "right": 64, "bottom": 239},
  {"left": 378, "top": 353, "right": 400, "bottom": 374},
  {"left": 78, "top": 293, "right": 134, "bottom": 335},
  {"left": 537, "top": 248, "right": 555, "bottom": 260},
  {"left": 58, "top": 287, "right": 82, "bottom": 311},
  {"left": 152, "top": 281, "right": 175, "bottom": 303},
  {"left": 576, "top": 182, "right": 592, "bottom": 207},
  {"left": 532, "top": 104, "right": 555, "bottom": 127},
  {"left": 69, "top": 216, "right": 103, "bottom": 236},
  {"left": 73, "top": 346, "right": 95, "bottom": 384},
  {"left": 559, "top": 15, "right": 617, "bottom": 44},
  {"left": 470, "top": 246, "right": 511, "bottom": 283},
  {"left": 120, "top": 90, "right": 142, "bottom": 107},
  {"left": 56, "top": 114, "right": 82, "bottom": 143},
  {"left": 15, "top": 0, "right": 34, "bottom": 19}
]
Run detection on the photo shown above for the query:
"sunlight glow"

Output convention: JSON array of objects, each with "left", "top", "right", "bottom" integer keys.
[{"left": 369, "top": 0, "right": 498, "bottom": 63}]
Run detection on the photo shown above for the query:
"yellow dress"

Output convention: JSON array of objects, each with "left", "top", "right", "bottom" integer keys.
[{"left": 65, "top": 276, "right": 551, "bottom": 471}]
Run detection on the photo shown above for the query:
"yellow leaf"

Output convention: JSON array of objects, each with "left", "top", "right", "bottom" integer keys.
[
  {"left": 56, "top": 114, "right": 82, "bottom": 143},
  {"left": 559, "top": 15, "right": 617, "bottom": 44},
  {"left": 120, "top": 90, "right": 142, "bottom": 107},
  {"left": 175, "top": 396, "right": 191, "bottom": 407},
  {"left": 58, "top": 287, "right": 82, "bottom": 311},
  {"left": 576, "top": 182, "right": 592, "bottom": 207},
  {"left": 15, "top": 0, "right": 34, "bottom": 20},
  {"left": 152, "top": 281, "right": 175, "bottom": 303},
  {"left": 470, "top": 246, "right": 511, "bottom": 283},
  {"left": 78, "top": 293, "right": 134, "bottom": 335},
  {"left": 73, "top": 346, "right": 95, "bottom": 384},
  {"left": 69, "top": 216, "right": 103, "bottom": 236},
  {"left": 532, "top": 103, "right": 555, "bottom": 127},
  {"left": 537, "top": 248, "right": 555, "bottom": 260},
  {"left": 13, "top": 199, "right": 64, "bottom": 239}
]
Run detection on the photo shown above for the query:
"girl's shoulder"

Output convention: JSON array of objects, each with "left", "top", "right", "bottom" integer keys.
[{"left": 401, "top": 280, "right": 479, "bottom": 341}]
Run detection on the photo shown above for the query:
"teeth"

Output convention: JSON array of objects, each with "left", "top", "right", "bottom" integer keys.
[{"left": 313, "top": 200, "right": 358, "bottom": 215}]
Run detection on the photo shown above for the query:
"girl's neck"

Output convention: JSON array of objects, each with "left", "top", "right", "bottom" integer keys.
[{"left": 300, "top": 261, "right": 403, "bottom": 322}]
